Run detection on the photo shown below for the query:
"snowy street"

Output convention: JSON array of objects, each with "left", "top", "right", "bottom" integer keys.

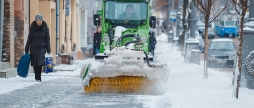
[
  {"left": 0, "top": 33, "right": 254, "bottom": 108},
  {"left": 0, "top": 78, "right": 167, "bottom": 108}
]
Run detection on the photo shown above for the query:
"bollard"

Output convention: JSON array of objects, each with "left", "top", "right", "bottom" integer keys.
[
  {"left": 190, "top": 50, "right": 201, "bottom": 65},
  {"left": 184, "top": 38, "right": 199, "bottom": 62}
]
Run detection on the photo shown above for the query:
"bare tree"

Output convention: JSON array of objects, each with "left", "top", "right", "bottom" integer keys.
[
  {"left": 228, "top": 0, "right": 254, "bottom": 99},
  {"left": 193, "top": 0, "right": 228, "bottom": 78},
  {"left": 180, "top": 0, "right": 190, "bottom": 49}
]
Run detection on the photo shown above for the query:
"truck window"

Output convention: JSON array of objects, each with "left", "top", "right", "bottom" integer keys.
[{"left": 105, "top": 1, "right": 147, "bottom": 20}]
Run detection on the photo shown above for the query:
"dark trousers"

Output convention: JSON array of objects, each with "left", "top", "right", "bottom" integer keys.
[
  {"left": 33, "top": 66, "right": 42, "bottom": 81},
  {"left": 150, "top": 49, "right": 155, "bottom": 57}
]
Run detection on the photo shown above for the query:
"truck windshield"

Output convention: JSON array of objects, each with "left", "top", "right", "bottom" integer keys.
[{"left": 105, "top": 2, "right": 148, "bottom": 21}]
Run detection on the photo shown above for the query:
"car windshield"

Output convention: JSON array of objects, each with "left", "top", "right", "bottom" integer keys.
[
  {"left": 208, "top": 29, "right": 214, "bottom": 34},
  {"left": 105, "top": 1, "right": 147, "bottom": 24},
  {"left": 197, "top": 25, "right": 205, "bottom": 28},
  {"left": 209, "top": 41, "right": 235, "bottom": 50}
]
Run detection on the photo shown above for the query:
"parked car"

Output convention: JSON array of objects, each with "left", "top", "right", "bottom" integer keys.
[
  {"left": 202, "top": 28, "right": 215, "bottom": 39},
  {"left": 208, "top": 38, "right": 236, "bottom": 68},
  {"left": 196, "top": 21, "right": 212, "bottom": 34},
  {"left": 198, "top": 38, "right": 204, "bottom": 53},
  {"left": 194, "top": 31, "right": 204, "bottom": 53},
  {"left": 196, "top": 23, "right": 205, "bottom": 34}
]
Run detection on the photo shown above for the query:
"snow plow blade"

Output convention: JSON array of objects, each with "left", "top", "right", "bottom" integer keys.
[
  {"left": 80, "top": 48, "right": 169, "bottom": 94},
  {"left": 80, "top": 57, "right": 169, "bottom": 94},
  {"left": 84, "top": 76, "right": 155, "bottom": 94}
]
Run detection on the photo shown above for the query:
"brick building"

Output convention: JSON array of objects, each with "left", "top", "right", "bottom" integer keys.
[
  {"left": 1, "top": 0, "right": 101, "bottom": 68},
  {"left": 3, "top": 0, "right": 15, "bottom": 67}
]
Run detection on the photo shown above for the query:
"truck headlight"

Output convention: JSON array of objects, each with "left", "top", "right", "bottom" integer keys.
[
  {"left": 140, "top": 37, "right": 146, "bottom": 43},
  {"left": 103, "top": 36, "right": 110, "bottom": 42},
  {"left": 208, "top": 56, "right": 215, "bottom": 60},
  {"left": 229, "top": 56, "right": 235, "bottom": 60}
]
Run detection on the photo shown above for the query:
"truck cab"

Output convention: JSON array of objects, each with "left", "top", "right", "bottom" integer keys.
[{"left": 93, "top": 0, "right": 156, "bottom": 60}]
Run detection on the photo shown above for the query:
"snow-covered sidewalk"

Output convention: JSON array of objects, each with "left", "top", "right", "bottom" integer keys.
[
  {"left": 155, "top": 33, "right": 254, "bottom": 108},
  {"left": 0, "top": 59, "right": 93, "bottom": 95}
]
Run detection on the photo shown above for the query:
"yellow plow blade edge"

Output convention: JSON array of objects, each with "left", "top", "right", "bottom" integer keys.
[{"left": 84, "top": 76, "right": 155, "bottom": 94}]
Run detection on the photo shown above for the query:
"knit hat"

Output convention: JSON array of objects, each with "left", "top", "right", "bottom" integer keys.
[
  {"left": 126, "top": 4, "right": 134, "bottom": 9},
  {"left": 35, "top": 14, "right": 43, "bottom": 21}
]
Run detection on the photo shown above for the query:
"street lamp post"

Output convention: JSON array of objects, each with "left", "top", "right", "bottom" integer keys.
[{"left": 184, "top": 1, "right": 200, "bottom": 62}]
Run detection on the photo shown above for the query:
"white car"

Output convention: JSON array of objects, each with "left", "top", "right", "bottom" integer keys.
[{"left": 208, "top": 38, "right": 236, "bottom": 68}]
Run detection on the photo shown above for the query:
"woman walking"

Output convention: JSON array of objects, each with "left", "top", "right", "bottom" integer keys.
[{"left": 25, "top": 14, "right": 51, "bottom": 82}]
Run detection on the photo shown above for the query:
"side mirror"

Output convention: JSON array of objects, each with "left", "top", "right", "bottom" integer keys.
[
  {"left": 150, "top": 16, "right": 156, "bottom": 28},
  {"left": 93, "top": 14, "right": 100, "bottom": 26}
]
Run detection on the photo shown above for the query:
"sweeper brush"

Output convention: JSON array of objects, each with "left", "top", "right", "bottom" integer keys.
[{"left": 80, "top": 47, "right": 169, "bottom": 94}]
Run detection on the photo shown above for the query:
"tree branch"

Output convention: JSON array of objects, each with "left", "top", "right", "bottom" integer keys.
[
  {"left": 229, "top": 0, "right": 241, "bottom": 15},
  {"left": 211, "top": 0, "right": 218, "bottom": 4},
  {"left": 209, "top": 5, "right": 227, "bottom": 23},
  {"left": 193, "top": 0, "right": 206, "bottom": 14},
  {"left": 198, "top": 0, "right": 206, "bottom": 11},
  {"left": 246, "top": 1, "right": 254, "bottom": 10}
]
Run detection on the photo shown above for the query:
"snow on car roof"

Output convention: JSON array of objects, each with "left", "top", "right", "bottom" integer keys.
[
  {"left": 211, "top": 38, "right": 233, "bottom": 42},
  {"left": 243, "top": 26, "right": 254, "bottom": 31}
]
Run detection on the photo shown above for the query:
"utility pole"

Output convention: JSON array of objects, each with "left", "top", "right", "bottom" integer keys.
[
  {"left": 0, "top": 0, "right": 4, "bottom": 61},
  {"left": 189, "top": 1, "right": 197, "bottom": 38},
  {"left": 172, "top": 0, "right": 175, "bottom": 10},
  {"left": 176, "top": 0, "right": 182, "bottom": 37}
]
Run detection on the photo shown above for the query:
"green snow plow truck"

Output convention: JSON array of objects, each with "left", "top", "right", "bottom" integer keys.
[{"left": 80, "top": 0, "right": 169, "bottom": 94}]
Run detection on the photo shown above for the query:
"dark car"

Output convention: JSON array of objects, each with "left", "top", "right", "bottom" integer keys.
[
  {"left": 197, "top": 23, "right": 205, "bottom": 34},
  {"left": 202, "top": 28, "right": 215, "bottom": 39},
  {"left": 207, "top": 39, "right": 236, "bottom": 68},
  {"left": 195, "top": 31, "right": 204, "bottom": 53}
]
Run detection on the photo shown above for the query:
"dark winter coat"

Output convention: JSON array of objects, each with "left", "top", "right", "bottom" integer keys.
[
  {"left": 149, "top": 35, "right": 157, "bottom": 50},
  {"left": 117, "top": 12, "right": 139, "bottom": 20},
  {"left": 93, "top": 32, "right": 101, "bottom": 50},
  {"left": 25, "top": 21, "right": 51, "bottom": 67}
]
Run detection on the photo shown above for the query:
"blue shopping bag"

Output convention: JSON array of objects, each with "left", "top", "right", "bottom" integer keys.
[
  {"left": 44, "top": 54, "right": 54, "bottom": 73},
  {"left": 17, "top": 54, "right": 30, "bottom": 78}
]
